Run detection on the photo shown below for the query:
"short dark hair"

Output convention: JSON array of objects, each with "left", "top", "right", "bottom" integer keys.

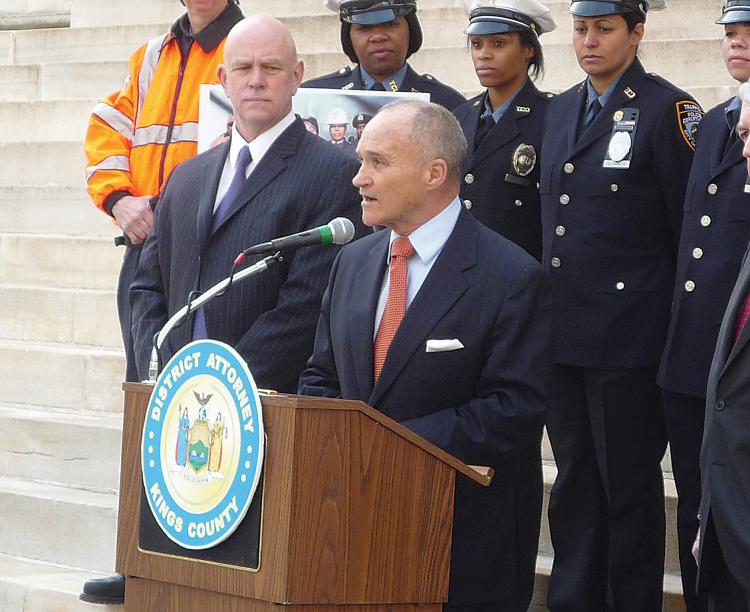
[{"left": 622, "top": 10, "right": 645, "bottom": 31}]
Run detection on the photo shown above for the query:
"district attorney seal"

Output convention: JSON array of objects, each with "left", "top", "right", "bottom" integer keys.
[{"left": 141, "top": 339, "right": 265, "bottom": 550}]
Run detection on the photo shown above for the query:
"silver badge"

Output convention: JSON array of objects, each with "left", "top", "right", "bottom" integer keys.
[{"left": 512, "top": 144, "right": 537, "bottom": 177}]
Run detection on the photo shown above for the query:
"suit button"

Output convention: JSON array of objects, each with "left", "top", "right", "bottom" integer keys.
[
  {"left": 551, "top": 257, "right": 561, "bottom": 268},
  {"left": 515, "top": 199, "right": 523, "bottom": 207},
  {"left": 463, "top": 199, "right": 473, "bottom": 210},
  {"left": 707, "top": 183, "right": 718, "bottom": 195},
  {"left": 559, "top": 194, "right": 570, "bottom": 205},
  {"left": 564, "top": 162, "right": 575, "bottom": 174},
  {"left": 685, "top": 280, "right": 696, "bottom": 292},
  {"left": 610, "top": 183, "right": 619, "bottom": 192},
  {"left": 464, "top": 173, "right": 475, "bottom": 184},
  {"left": 715, "top": 398, "right": 726, "bottom": 410},
  {"left": 693, "top": 247, "right": 704, "bottom": 259},
  {"left": 701, "top": 215, "right": 712, "bottom": 227},
  {"left": 616, "top": 281, "right": 625, "bottom": 290},
  {"left": 555, "top": 225, "right": 566, "bottom": 237}
]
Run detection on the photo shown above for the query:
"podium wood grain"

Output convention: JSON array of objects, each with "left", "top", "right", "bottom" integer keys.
[{"left": 117, "top": 384, "right": 488, "bottom": 610}]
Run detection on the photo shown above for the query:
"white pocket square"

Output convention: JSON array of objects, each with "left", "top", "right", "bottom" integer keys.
[{"left": 425, "top": 338, "right": 464, "bottom": 353}]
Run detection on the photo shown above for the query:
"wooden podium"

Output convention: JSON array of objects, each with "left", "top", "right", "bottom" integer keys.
[{"left": 116, "top": 383, "right": 493, "bottom": 611}]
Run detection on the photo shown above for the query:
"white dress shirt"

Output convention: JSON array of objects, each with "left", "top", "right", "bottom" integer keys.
[{"left": 374, "top": 197, "right": 462, "bottom": 336}]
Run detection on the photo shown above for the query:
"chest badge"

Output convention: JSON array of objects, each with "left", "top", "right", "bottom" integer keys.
[
  {"left": 512, "top": 143, "right": 537, "bottom": 176},
  {"left": 603, "top": 108, "right": 639, "bottom": 169}
]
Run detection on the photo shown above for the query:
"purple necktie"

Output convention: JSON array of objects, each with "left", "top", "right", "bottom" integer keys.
[{"left": 192, "top": 145, "right": 252, "bottom": 340}]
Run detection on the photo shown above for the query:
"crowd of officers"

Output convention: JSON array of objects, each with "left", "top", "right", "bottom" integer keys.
[{"left": 82, "top": 0, "right": 750, "bottom": 609}]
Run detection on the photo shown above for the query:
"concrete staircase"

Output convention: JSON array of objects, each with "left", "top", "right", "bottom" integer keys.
[{"left": 0, "top": 0, "right": 730, "bottom": 609}]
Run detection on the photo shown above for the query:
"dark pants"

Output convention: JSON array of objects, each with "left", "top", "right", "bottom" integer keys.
[
  {"left": 116, "top": 245, "right": 141, "bottom": 382},
  {"left": 444, "top": 598, "right": 525, "bottom": 612},
  {"left": 546, "top": 365, "right": 667, "bottom": 612},
  {"left": 662, "top": 390, "right": 709, "bottom": 612},
  {"left": 707, "top": 536, "right": 750, "bottom": 612}
]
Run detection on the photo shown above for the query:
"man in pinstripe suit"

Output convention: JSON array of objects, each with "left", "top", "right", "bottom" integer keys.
[{"left": 130, "top": 15, "right": 363, "bottom": 392}]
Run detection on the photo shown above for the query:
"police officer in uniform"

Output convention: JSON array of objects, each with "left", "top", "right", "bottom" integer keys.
[
  {"left": 351, "top": 112, "right": 373, "bottom": 145},
  {"left": 453, "top": 0, "right": 556, "bottom": 260},
  {"left": 326, "top": 106, "right": 358, "bottom": 158},
  {"left": 303, "top": 0, "right": 465, "bottom": 110},
  {"left": 539, "top": 0, "right": 702, "bottom": 609},
  {"left": 659, "top": 3, "right": 750, "bottom": 610}
]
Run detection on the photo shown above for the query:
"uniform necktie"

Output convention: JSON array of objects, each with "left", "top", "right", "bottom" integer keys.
[
  {"left": 371, "top": 81, "right": 386, "bottom": 91},
  {"left": 192, "top": 145, "right": 253, "bottom": 340},
  {"left": 373, "top": 236, "right": 415, "bottom": 381},
  {"left": 734, "top": 290, "right": 750, "bottom": 343},
  {"left": 474, "top": 114, "right": 496, "bottom": 149},
  {"left": 586, "top": 98, "right": 603, "bottom": 125}
]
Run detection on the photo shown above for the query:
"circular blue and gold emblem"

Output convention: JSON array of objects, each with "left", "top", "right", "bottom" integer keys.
[{"left": 141, "top": 340, "right": 264, "bottom": 550}]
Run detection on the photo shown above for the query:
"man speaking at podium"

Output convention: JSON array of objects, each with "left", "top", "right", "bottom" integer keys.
[
  {"left": 299, "top": 100, "right": 550, "bottom": 611},
  {"left": 130, "top": 15, "right": 362, "bottom": 392}
]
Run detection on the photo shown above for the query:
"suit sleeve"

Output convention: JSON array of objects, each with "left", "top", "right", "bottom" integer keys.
[
  {"left": 399, "top": 264, "right": 550, "bottom": 464},
  {"left": 129, "top": 193, "right": 170, "bottom": 380},
  {"left": 296, "top": 252, "right": 343, "bottom": 398},
  {"left": 233, "top": 159, "right": 364, "bottom": 393}
]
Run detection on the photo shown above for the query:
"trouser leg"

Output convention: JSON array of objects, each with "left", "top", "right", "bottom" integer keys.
[{"left": 116, "top": 245, "right": 141, "bottom": 383}]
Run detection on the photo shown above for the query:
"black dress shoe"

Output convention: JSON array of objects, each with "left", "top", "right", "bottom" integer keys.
[{"left": 79, "top": 572, "right": 125, "bottom": 605}]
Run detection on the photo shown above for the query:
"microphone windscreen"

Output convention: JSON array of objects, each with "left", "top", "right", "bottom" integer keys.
[{"left": 329, "top": 217, "right": 356, "bottom": 245}]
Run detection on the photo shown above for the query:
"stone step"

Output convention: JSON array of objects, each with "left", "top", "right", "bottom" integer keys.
[
  {"left": 0, "top": 476, "right": 117, "bottom": 572},
  {"left": 0, "top": 403, "right": 121, "bottom": 491},
  {"left": 0, "top": 141, "right": 85, "bottom": 187},
  {"left": 0, "top": 98, "right": 95, "bottom": 142},
  {"left": 0, "top": 553, "right": 121, "bottom": 612},
  {"left": 0, "top": 283, "right": 120, "bottom": 348},
  {"left": 0, "top": 233, "right": 121, "bottom": 290},
  {"left": 0, "top": 186, "right": 116, "bottom": 236},
  {"left": 0, "top": 339, "right": 124, "bottom": 413},
  {"left": 0, "top": 0, "right": 71, "bottom": 31}
]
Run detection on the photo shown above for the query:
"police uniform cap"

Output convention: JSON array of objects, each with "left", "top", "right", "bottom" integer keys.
[
  {"left": 569, "top": 0, "right": 665, "bottom": 19},
  {"left": 717, "top": 0, "right": 750, "bottom": 24},
  {"left": 352, "top": 113, "right": 374, "bottom": 126},
  {"left": 464, "top": 0, "right": 557, "bottom": 36},
  {"left": 326, "top": 107, "right": 350, "bottom": 125},
  {"left": 325, "top": 0, "right": 424, "bottom": 63}
]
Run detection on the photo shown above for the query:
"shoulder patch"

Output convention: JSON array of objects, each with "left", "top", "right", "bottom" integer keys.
[{"left": 675, "top": 100, "right": 704, "bottom": 152}]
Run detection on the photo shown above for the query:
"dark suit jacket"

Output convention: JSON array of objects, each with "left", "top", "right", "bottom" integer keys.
[
  {"left": 130, "top": 118, "right": 363, "bottom": 392},
  {"left": 299, "top": 208, "right": 550, "bottom": 606},
  {"left": 453, "top": 79, "right": 553, "bottom": 260},
  {"left": 699, "top": 243, "right": 750, "bottom": 591},
  {"left": 659, "top": 99, "right": 750, "bottom": 398},
  {"left": 540, "top": 58, "right": 699, "bottom": 367},
  {"left": 302, "top": 63, "right": 466, "bottom": 111}
]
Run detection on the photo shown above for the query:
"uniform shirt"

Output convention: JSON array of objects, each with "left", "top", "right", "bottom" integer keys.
[
  {"left": 374, "top": 197, "right": 461, "bottom": 335},
  {"left": 584, "top": 77, "right": 619, "bottom": 124},
  {"left": 359, "top": 63, "right": 408, "bottom": 91},
  {"left": 481, "top": 84, "right": 522, "bottom": 123}
]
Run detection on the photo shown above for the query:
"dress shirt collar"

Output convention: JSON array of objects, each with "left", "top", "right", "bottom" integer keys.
[
  {"left": 585, "top": 76, "right": 619, "bottom": 114},
  {"left": 228, "top": 110, "right": 296, "bottom": 173},
  {"left": 481, "top": 82, "right": 525, "bottom": 123},
  {"left": 385, "top": 197, "right": 461, "bottom": 266},
  {"left": 359, "top": 63, "right": 409, "bottom": 91}
]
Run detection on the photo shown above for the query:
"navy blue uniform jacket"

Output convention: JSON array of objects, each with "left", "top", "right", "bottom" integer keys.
[
  {"left": 454, "top": 79, "right": 553, "bottom": 260},
  {"left": 299, "top": 208, "right": 550, "bottom": 605},
  {"left": 540, "top": 59, "right": 699, "bottom": 367},
  {"left": 130, "top": 118, "right": 363, "bottom": 392},
  {"left": 659, "top": 99, "right": 750, "bottom": 398},
  {"left": 302, "top": 64, "right": 466, "bottom": 111}
]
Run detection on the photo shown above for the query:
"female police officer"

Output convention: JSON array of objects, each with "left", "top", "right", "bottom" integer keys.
[
  {"left": 453, "top": 0, "right": 556, "bottom": 260},
  {"left": 659, "top": 2, "right": 750, "bottom": 610},
  {"left": 539, "top": 0, "right": 702, "bottom": 609}
]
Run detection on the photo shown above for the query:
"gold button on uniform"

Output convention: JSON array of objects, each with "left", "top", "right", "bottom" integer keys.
[
  {"left": 464, "top": 173, "right": 475, "bottom": 184},
  {"left": 564, "top": 163, "right": 575, "bottom": 174},
  {"left": 515, "top": 199, "right": 523, "bottom": 207},
  {"left": 463, "top": 199, "right": 472, "bottom": 210},
  {"left": 616, "top": 282, "right": 625, "bottom": 290},
  {"left": 685, "top": 280, "right": 696, "bottom": 292},
  {"left": 701, "top": 215, "right": 712, "bottom": 227},
  {"left": 693, "top": 247, "right": 703, "bottom": 259},
  {"left": 555, "top": 226, "right": 566, "bottom": 237},
  {"left": 551, "top": 257, "right": 561, "bottom": 268},
  {"left": 707, "top": 183, "right": 718, "bottom": 195},
  {"left": 610, "top": 183, "right": 619, "bottom": 192},
  {"left": 560, "top": 194, "right": 570, "bottom": 205}
]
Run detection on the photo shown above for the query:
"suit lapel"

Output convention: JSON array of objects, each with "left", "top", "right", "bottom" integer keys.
[
  {"left": 369, "top": 210, "right": 476, "bottom": 407},
  {"left": 210, "top": 119, "right": 304, "bottom": 236},
  {"left": 350, "top": 235, "right": 389, "bottom": 400},
  {"left": 714, "top": 128, "right": 742, "bottom": 178},
  {"left": 721, "top": 253, "right": 750, "bottom": 374},
  {"left": 461, "top": 96, "right": 482, "bottom": 163},
  {"left": 196, "top": 142, "right": 229, "bottom": 251}
]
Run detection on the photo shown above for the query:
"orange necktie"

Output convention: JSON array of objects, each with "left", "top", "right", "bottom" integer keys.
[{"left": 373, "top": 236, "right": 415, "bottom": 382}]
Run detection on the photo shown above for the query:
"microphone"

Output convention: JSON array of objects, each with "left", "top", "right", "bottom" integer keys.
[{"left": 238, "top": 217, "right": 355, "bottom": 259}]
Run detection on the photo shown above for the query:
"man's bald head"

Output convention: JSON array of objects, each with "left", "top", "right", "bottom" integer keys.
[{"left": 218, "top": 16, "right": 304, "bottom": 141}]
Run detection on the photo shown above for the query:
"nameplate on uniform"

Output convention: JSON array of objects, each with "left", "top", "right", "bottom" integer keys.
[
  {"left": 745, "top": 176, "right": 750, "bottom": 194},
  {"left": 603, "top": 108, "right": 639, "bottom": 169},
  {"left": 140, "top": 340, "right": 265, "bottom": 568}
]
